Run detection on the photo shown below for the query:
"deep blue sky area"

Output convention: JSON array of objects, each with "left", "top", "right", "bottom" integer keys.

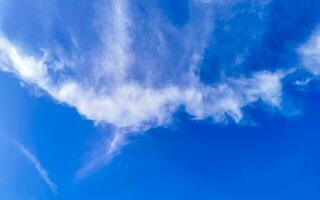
[{"left": 1, "top": 0, "right": 320, "bottom": 200}]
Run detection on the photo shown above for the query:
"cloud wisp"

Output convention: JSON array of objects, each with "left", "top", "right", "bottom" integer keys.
[
  {"left": 0, "top": 0, "right": 283, "bottom": 129},
  {"left": 0, "top": 0, "right": 286, "bottom": 178},
  {"left": 0, "top": 0, "right": 317, "bottom": 178},
  {"left": 12, "top": 140, "right": 58, "bottom": 194}
]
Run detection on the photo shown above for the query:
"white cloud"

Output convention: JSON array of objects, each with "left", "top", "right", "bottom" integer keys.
[
  {"left": 12, "top": 140, "right": 58, "bottom": 194},
  {"left": 0, "top": 34, "right": 284, "bottom": 144},
  {"left": 0, "top": 0, "right": 285, "bottom": 177},
  {"left": 0, "top": 37, "right": 48, "bottom": 84},
  {"left": 0, "top": 35, "right": 284, "bottom": 128},
  {"left": 299, "top": 27, "right": 320, "bottom": 75},
  {"left": 185, "top": 71, "right": 283, "bottom": 122}
]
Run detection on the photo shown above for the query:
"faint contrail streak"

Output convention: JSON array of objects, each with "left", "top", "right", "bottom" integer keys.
[{"left": 12, "top": 140, "right": 58, "bottom": 194}]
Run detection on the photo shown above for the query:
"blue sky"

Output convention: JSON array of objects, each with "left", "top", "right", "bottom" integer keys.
[{"left": 1, "top": 0, "right": 320, "bottom": 199}]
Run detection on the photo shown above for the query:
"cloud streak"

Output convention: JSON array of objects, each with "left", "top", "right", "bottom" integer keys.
[{"left": 12, "top": 140, "right": 58, "bottom": 194}]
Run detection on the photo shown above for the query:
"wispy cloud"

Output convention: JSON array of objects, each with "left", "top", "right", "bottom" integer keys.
[
  {"left": 0, "top": 0, "right": 311, "bottom": 178},
  {"left": 0, "top": 0, "right": 286, "bottom": 177},
  {"left": 76, "top": 131, "right": 127, "bottom": 180},
  {"left": 12, "top": 140, "right": 58, "bottom": 194}
]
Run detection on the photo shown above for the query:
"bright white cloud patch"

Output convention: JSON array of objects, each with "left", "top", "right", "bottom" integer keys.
[
  {"left": 299, "top": 27, "right": 320, "bottom": 75},
  {"left": 0, "top": 35, "right": 283, "bottom": 129},
  {"left": 0, "top": 0, "right": 286, "bottom": 177}
]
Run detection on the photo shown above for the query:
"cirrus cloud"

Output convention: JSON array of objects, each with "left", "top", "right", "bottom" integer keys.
[{"left": 0, "top": 0, "right": 291, "bottom": 177}]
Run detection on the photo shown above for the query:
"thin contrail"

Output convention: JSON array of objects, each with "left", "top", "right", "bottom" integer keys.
[{"left": 12, "top": 140, "right": 58, "bottom": 194}]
